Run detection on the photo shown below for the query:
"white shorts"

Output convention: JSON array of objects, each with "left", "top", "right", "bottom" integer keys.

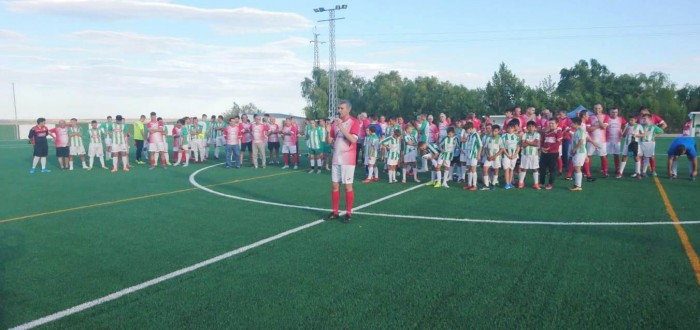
[
  {"left": 104, "top": 137, "right": 112, "bottom": 147},
  {"left": 502, "top": 156, "right": 518, "bottom": 169},
  {"left": 111, "top": 143, "right": 128, "bottom": 153},
  {"left": 587, "top": 142, "right": 607, "bottom": 156},
  {"left": 70, "top": 145, "right": 86, "bottom": 156},
  {"left": 484, "top": 158, "right": 502, "bottom": 169},
  {"left": 387, "top": 158, "right": 399, "bottom": 166},
  {"left": 520, "top": 155, "right": 539, "bottom": 170},
  {"left": 88, "top": 143, "right": 104, "bottom": 157},
  {"left": 215, "top": 136, "right": 225, "bottom": 147},
  {"left": 606, "top": 141, "right": 621, "bottom": 155},
  {"left": 180, "top": 144, "right": 191, "bottom": 151},
  {"left": 331, "top": 164, "right": 355, "bottom": 184},
  {"left": 149, "top": 142, "right": 166, "bottom": 153},
  {"left": 572, "top": 153, "right": 586, "bottom": 167},
  {"left": 622, "top": 142, "right": 638, "bottom": 157},
  {"left": 282, "top": 144, "right": 297, "bottom": 154},
  {"left": 366, "top": 157, "right": 377, "bottom": 166},
  {"left": 463, "top": 158, "right": 478, "bottom": 167},
  {"left": 459, "top": 150, "right": 468, "bottom": 162},
  {"left": 640, "top": 141, "right": 655, "bottom": 157},
  {"left": 404, "top": 149, "right": 416, "bottom": 163},
  {"left": 436, "top": 157, "right": 451, "bottom": 167}
]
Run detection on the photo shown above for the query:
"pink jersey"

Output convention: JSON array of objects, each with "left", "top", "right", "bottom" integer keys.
[
  {"left": 605, "top": 116, "right": 626, "bottom": 143},
  {"left": 637, "top": 114, "right": 665, "bottom": 126},
  {"left": 50, "top": 126, "right": 69, "bottom": 147},
  {"left": 172, "top": 126, "right": 181, "bottom": 148},
  {"left": 330, "top": 116, "right": 360, "bottom": 165},
  {"left": 282, "top": 125, "right": 298, "bottom": 145},
  {"left": 430, "top": 123, "right": 438, "bottom": 143},
  {"left": 472, "top": 118, "right": 482, "bottom": 133},
  {"left": 241, "top": 122, "right": 252, "bottom": 143},
  {"left": 147, "top": 121, "right": 164, "bottom": 143},
  {"left": 267, "top": 123, "right": 280, "bottom": 142},
  {"left": 251, "top": 123, "right": 268, "bottom": 143},
  {"left": 587, "top": 114, "right": 609, "bottom": 143},
  {"left": 683, "top": 120, "right": 692, "bottom": 136},
  {"left": 536, "top": 118, "right": 549, "bottom": 131},
  {"left": 223, "top": 124, "right": 243, "bottom": 145},
  {"left": 358, "top": 119, "right": 366, "bottom": 140},
  {"left": 558, "top": 117, "right": 572, "bottom": 140}
]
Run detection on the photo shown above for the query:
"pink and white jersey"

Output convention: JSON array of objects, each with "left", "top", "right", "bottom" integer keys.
[
  {"left": 330, "top": 116, "right": 360, "bottom": 166},
  {"left": 379, "top": 122, "right": 389, "bottom": 137},
  {"left": 50, "top": 126, "right": 69, "bottom": 147},
  {"left": 438, "top": 121, "right": 449, "bottom": 141},
  {"left": 172, "top": 126, "right": 181, "bottom": 148},
  {"left": 223, "top": 124, "right": 243, "bottom": 145},
  {"left": 267, "top": 124, "right": 279, "bottom": 142},
  {"left": 683, "top": 120, "right": 692, "bottom": 136},
  {"left": 147, "top": 121, "right": 164, "bottom": 143},
  {"left": 606, "top": 116, "right": 626, "bottom": 143},
  {"left": 357, "top": 120, "right": 366, "bottom": 140},
  {"left": 587, "top": 114, "right": 609, "bottom": 143},
  {"left": 429, "top": 123, "right": 438, "bottom": 143},
  {"left": 472, "top": 118, "right": 482, "bottom": 133},
  {"left": 241, "top": 122, "right": 252, "bottom": 143},
  {"left": 282, "top": 125, "right": 298, "bottom": 145},
  {"left": 251, "top": 123, "right": 268, "bottom": 143},
  {"left": 536, "top": 118, "right": 549, "bottom": 131},
  {"left": 637, "top": 114, "right": 665, "bottom": 126}
]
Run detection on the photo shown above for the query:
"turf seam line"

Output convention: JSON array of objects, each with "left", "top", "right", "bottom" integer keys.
[
  {"left": 653, "top": 176, "right": 700, "bottom": 286},
  {"left": 10, "top": 178, "right": 423, "bottom": 329}
]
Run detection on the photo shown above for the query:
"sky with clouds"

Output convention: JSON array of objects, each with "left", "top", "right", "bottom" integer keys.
[{"left": 1, "top": 0, "right": 699, "bottom": 120}]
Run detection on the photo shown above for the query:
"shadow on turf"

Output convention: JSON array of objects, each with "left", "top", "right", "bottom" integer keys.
[{"left": 0, "top": 229, "right": 26, "bottom": 328}]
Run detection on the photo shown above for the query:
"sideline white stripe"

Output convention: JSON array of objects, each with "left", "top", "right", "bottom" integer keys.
[
  {"left": 352, "top": 211, "right": 700, "bottom": 226},
  {"left": 11, "top": 173, "right": 423, "bottom": 330}
]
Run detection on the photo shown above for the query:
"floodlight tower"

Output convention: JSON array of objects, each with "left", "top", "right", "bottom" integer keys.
[
  {"left": 313, "top": 4, "right": 347, "bottom": 119},
  {"left": 309, "top": 27, "right": 325, "bottom": 71}
]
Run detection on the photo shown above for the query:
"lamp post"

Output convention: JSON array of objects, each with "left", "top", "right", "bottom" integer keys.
[{"left": 313, "top": 4, "right": 347, "bottom": 119}]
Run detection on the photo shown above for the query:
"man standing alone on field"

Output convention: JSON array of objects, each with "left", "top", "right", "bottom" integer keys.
[{"left": 326, "top": 100, "right": 360, "bottom": 223}]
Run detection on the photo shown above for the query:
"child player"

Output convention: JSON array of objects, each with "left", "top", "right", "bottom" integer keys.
[
  {"left": 307, "top": 120, "right": 324, "bottom": 173},
  {"left": 519, "top": 121, "right": 541, "bottom": 189},
  {"left": 618, "top": 114, "right": 645, "bottom": 178},
  {"left": 402, "top": 124, "right": 420, "bottom": 183},
  {"left": 380, "top": 129, "right": 402, "bottom": 183},
  {"left": 362, "top": 125, "right": 380, "bottom": 183},
  {"left": 481, "top": 124, "right": 502, "bottom": 190},
  {"left": 434, "top": 127, "right": 457, "bottom": 188},
  {"left": 418, "top": 140, "right": 441, "bottom": 185},
  {"left": 68, "top": 118, "right": 88, "bottom": 170},
  {"left": 87, "top": 120, "right": 108, "bottom": 170},
  {"left": 110, "top": 115, "right": 130, "bottom": 172},
  {"left": 569, "top": 117, "right": 587, "bottom": 191},
  {"left": 500, "top": 122, "right": 521, "bottom": 189},
  {"left": 460, "top": 122, "right": 482, "bottom": 191},
  {"left": 640, "top": 114, "right": 664, "bottom": 177}
]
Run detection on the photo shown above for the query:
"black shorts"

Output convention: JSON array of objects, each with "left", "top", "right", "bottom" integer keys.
[
  {"left": 241, "top": 142, "right": 252, "bottom": 152},
  {"left": 268, "top": 142, "right": 280, "bottom": 151},
  {"left": 627, "top": 141, "right": 639, "bottom": 157},
  {"left": 56, "top": 146, "right": 69, "bottom": 157},
  {"left": 34, "top": 143, "right": 48, "bottom": 157}
]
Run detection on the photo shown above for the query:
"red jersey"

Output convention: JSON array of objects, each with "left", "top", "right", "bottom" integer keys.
[
  {"left": 29, "top": 125, "right": 50, "bottom": 145},
  {"left": 587, "top": 114, "right": 609, "bottom": 143},
  {"left": 49, "top": 126, "right": 69, "bottom": 147},
  {"left": 558, "top": 117, "right": 572, "bottom": 140},
  {"left": 267, "top": 123, "right": 280, "bottom": 142},
  {"left": 330, "top": 116, "right": 360, "bottom": 165},
  {"left": 541, "top": 127, "right": 563, "bottom": 153},
  {"left": 147, "top": 121, "right": 164, "bottom": 143},
  {"left": 683, "top": 120, "right": 692, "bottom": 136},
  {"left": 282, "top": 124, "right": 298, "bottom": 145}
]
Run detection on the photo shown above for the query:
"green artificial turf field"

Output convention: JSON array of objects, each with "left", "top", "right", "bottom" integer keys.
[{"left": 0, "top": 137, "right": 698, "bottom": 329}]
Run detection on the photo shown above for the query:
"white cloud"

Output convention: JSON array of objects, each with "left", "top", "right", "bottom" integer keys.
[
  {"left": 0, "top": 29, "right": 26, "bottom": 40},
  {"left": 6, "top": 0, "right": 314, "bottom": 34}
]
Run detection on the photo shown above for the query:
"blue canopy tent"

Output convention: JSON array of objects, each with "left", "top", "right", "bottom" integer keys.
[{"left": 567, "top": 105, "right": 594, "bottom": 118}]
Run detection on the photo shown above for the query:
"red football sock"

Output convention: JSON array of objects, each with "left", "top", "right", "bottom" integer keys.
[
  {"left": 151, "top": 158, "right": 156, "bottom": 167},
  {"left": 584, "top": 159, "right": 591, "bottom": 177},
  {"left": 331, "top": 190, "right": 340, "bottom": 214},
  {"left": 345, "top": 190, "right": 354, "bottom": 215},
  {"left": 284, "top": 154, "right": 289, "bottom": 166},
  {"left": 601, "top": 157, "right": 608, "bottom": 173},
  {"left": 293, "top": 154, "right": 298, "bottom": 165},
  {"left": 558, "top": 157, "right": 563, "bottom": 173},
  {"left": 162, "top": 156, "right": 167, "bottom": 166},
  {"left": 650, "top": 157, "right": 656, "bottom": 172},
  {"left": 614, "top": 155, "right": 620, "bottom": 174},
  {"left": 566, "top": 160, "right": 574, "bottom": 177}
]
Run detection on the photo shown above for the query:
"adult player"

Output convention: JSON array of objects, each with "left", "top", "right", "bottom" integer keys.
[
  {"left": 147, "top": 112, "right": 167, "bottom": 169},
  {"left": 28, "top": 117, "right": 54, "bottom": 173},
  {"left": 100, "top": 115, "right": 114, "bottom": 160},
  {"left": 251, "top": 114, "right": 269, "bottom": 168},
  {"left": 49, "top": 120, "right": 70, "bottom": 170},
  {"left": 587, "top": 103, "right": 609, "bottom": 177},
  {"left": 667, "top": 136, "right": 697, "bottom": 181},
  {"left": 87, "top": 120, "right": 108, "bottom": 170},
  {"left": 67, "top": 118, "right": 88, "bottom": 170},
  {"left": 133, "top": 115, "right": 146, "bottom": 164},
  {"left": 267, "top": 117, "right": 281, "bottom": 165},
  {"left": 605, "top": 107, "right": 626, "bottom": 177},
  {"left": 326, "top": 100, "right": 360, "bottom": 223}
]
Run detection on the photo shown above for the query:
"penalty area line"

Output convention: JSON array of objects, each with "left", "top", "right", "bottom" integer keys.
[{"left": 10, "top": 179, "right": 423, "bottom": 330}]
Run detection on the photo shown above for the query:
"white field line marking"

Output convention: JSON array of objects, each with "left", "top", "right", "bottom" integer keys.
[
  {"left": 193, "top": 164, "right": 700, "bottom": 227},
  {"left": 352, "top": 211, "right": 700, "bottom": 226},
  {"left": 11, "top": 170, "right": 424, "bottom": 330}
]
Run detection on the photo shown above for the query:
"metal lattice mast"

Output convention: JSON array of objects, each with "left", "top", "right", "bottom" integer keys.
[
  {"left": 313, "top": 4, "right": 347, "bottom": 119},
  {"left": 309, "top": 27, "right": 325, "bottom": 71}
]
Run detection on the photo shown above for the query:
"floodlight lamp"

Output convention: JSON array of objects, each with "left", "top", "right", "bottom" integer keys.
[
  {"left": 335, "top": 5, "right": 341, "bottom": 9},
  {"left": 341, "top": 4, "right": 347, "bottom": 9}
]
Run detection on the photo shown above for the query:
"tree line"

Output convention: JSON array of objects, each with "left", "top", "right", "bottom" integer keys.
[{"left": 300, "top": 59, "right": 700, "bottom": 132}]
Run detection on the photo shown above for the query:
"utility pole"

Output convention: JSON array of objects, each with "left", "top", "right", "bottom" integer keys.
[
  {"left": 313, "top": 4, "right": 347, "bottom": 119},
  {"left": 309, "top": 27, "right": 325, "bottom": 71}
]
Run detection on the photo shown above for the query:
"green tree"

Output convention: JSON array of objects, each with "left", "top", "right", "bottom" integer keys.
[
  {"left": 221, "top": 102, "right": 263, "bottom": 119},
  {"left": 484, "top": 63, "right": 526, "bottom": 113}
]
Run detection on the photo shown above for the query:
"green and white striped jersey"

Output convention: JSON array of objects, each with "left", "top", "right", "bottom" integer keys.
[
  {"left": 521, "top": 132, "right": 540, "bottom": 155},
  {"left": 426, "top": 142, "right": 440, "bottom": 156},
  {"left": 461, "top": 132, "right": 482, "bottom": 159},
  {"left": 308, "top": 126, "right": 325, "bottom": 149},
  {"left": 365, "top": 133, "right": 379, "bottom": 158},
  {"left": 68, "top": 126, "right": 84, "bottom": 147},
  {"left": 499, "top": 133, "right": 520, "bottom": 155},
  {"left": 571, "top": 127, "right": 587, "bottom": 154},
  {"left": 483, "top": 134, "right": 501, "bottom": 157},
  {"left": 112, "top": 123, "right": 128, "bottom": 145},
  {"left": 99, "top": 122, "right": 113, "bottom": 137},
  {"left": 181, "top": 126, "right": 192, "bottom": 144},
  {"left": 380, "top": 136, "right": 401, "bottom": 160},
  {"left": 640, "top": 124, "right": 663, "bottom": 142},
  {"left": 403, "top": 130, "right": 418, "bottom": 153},
  {"left": 210, "top": 121, "right": 225, "bottom": 139},
  {"left": 88, "top": 128, "right": 104, "bottom": 144},
  {"left": 419, "top": 121, "right": 429, "bottom": 142},
  {"left": 623, "top": 123, "right": 644, "bottom": 145}
]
